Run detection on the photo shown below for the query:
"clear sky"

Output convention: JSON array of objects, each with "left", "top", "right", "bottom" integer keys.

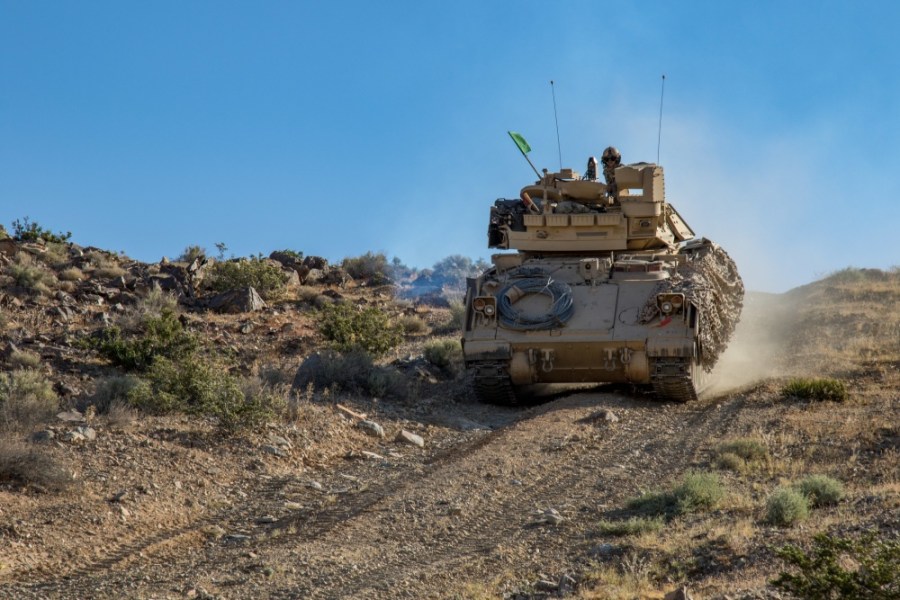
[{"left": 2, "top": 1, "right": 898, "bottom": 292}]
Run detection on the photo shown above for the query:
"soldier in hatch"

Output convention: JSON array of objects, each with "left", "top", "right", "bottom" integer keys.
[{"left": 601, "top": 146, "right": 621, "bottom": 199}]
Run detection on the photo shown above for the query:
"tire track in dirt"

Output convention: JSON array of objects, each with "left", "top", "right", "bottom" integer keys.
[{"left": 270, "top": 392, "right": 746, "bottom": 599}]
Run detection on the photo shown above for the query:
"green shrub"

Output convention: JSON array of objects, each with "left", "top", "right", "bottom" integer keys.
[
  {"left": 342, "top": 251, "right": 392, "bottom": 284},
  {"left": 398, "top": 315, "right": 429, "bottom": 335},
  {"left": 208, "top": 257, "right": 289, "bottom": 300},
  {"left": 10, "top": 217, "right": 71, "bottom": 244},
  {"left": 796, "top": 474, "right": 844, "bottom": 507},
  {"left": 177, "top": 245, "right": 206, "bottom": 263},
  {"left": 715, "top": 438, "right": 769, "bottom": 471},
  {"left": 597, "top": 516, "right": 664, "bottom": 537},
  {"left": 0, "top": 370, "right": 59, "bottom": 431},
  {"left": 127, "top": 357, "right": 278, "bottom": 432},
  {"left": 772, "top": 532, "right": 900, "bottom": 599},
  {"left": 782, "top": 378, "right": 849, "bottom": 402},
  {"left": 317, "top": 302, "right": 402, "bottom": 356},
  {"left": 0, "top": 440, "right": 72, "bottom": 491},
  {"left": 673, "top": 471, "right": 726, "bottom": 513},
  {"left": 423, "top": 339, "right": 462, "bottom": 371},
  {"left": 93, "top": 308, "right": 197, "bottom": 371},
  {"left": 306, "top": 349, "right": 408, "bottom": 400},
  {"left": 766, "top": 487, "right": 810, "bottom": 526},
  {"left": 117, "top": 283, "right": 180, "bottom": 332},
  {"left": 627, "top": 471, "right": 725, "bottom": 518}
]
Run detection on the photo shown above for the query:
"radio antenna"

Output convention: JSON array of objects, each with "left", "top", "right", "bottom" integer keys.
[
  {"left": 551, "top": 80, "right": 562, "bottom": 170},
  {"left": 656, "top": 74, "right": 666, "bottom": 164}
]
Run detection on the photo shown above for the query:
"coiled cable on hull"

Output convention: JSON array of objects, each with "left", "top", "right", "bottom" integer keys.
[{"left": 497, "top": 277, "right": 575, "bottom": 331}]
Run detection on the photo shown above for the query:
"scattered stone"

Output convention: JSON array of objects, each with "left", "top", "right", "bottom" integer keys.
[
  {"left": 284, "top": 502, "right": 303, "bottom": 510},
  {"left": 558, "top": 574, "right": 577, "bottom": 595},
  {"left": 224, "top": 534, "right": 251, "bottom": 543},
  {"left": 75, "top": 426, "right": 97, "bottom": 441},
  {"left": 239, "top": 322, "right": 254, "bottom": 334},
  {"left": 307, "top": 480, "right": 324, "bottom": 491},
  {"left": 531, "top": 508, "right": 564, "bottom": 526},
  {"left": 56, "top": 410, "right": 84, "bottom": 423},
  {"left": 267, "top": 434, "right": 292, "bottom": 448},
  {"left": 664, "top": 586, "right": 694, "bottom": 600},
  {"left": 357, "top": 420, "right": 385, "bottom": 438},
  {"left": 535, "top": 579, "right": 558, "bottom": 592},
  {"left": 255, "top": 515, "right": 276, "bottom": 524},
  {"left": 395, "top": 429, "right": 424, "bottom": 448},
  {"left": 30, "top": 430, "right": 56, "bottom": 443},
  {"left": 109, "top": 490, "right": 127, "bottom": 503},
  {"left": 589, "top": 543, "right": 619, "bottom": 557},
  {"left": 261, "top": 444, "right": 286, "bottom": 457},
  {"left": 62, "top": 430, "right": 86, "bottom": 443},
  {"left": 361, "top": 451, "right": 385, "bottom": 460},
  {"left": 207, "top": 286, "right": 266, "bottom": 314},
  {"left": 303, "top": 255, "right": 328, "bottom": 270},
  {"left": 581, "top": 409, "right": 619, "bottom": 424}
]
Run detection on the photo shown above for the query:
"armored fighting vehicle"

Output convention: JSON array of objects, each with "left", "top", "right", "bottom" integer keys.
[{"left": 461, "top": 148, "right": 743, "bottom": 403}]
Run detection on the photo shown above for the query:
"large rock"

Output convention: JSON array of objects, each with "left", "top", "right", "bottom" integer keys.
[
  {"left": 303, "top": 255, "right": 328, "bottom": 270},
  {"left": 207, "top": 287, "right": 266, "bottom": 314}
]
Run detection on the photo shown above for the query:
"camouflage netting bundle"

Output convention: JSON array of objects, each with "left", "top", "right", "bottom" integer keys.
[{"left": 640, "top": 241, "right": 744, "bottom": 371}]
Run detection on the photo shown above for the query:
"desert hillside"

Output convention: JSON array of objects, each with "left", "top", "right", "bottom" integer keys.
[{"left": 0, "top": 229, "right": 897, "bottom": 600}]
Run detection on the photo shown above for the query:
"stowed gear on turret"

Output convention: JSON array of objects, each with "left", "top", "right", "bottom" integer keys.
[{"left": 601, "top": 146, "right": 621, "bottom": 198}]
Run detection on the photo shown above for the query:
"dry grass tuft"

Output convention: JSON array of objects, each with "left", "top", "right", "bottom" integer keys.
[{"left": 0, "top": 439, "right": 72, "bottom": 491}]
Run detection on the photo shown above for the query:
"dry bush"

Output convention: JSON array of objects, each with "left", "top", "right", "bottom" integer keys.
[
  {"left": 303, "top": 349, "right": 409, "bottom": 400},
  {"left": 783, "top": 378, "right": 849, "bottom": 402},
  {"left": 177, "top": 245, "right": 206, "bottom": 263},
  {"left": 296, "top": 286, "right": 320, "bottom": 303},
  {"left": 597, "top": 516, "right": 664, "bottom": 537},
  {"left": 58, "top": 266, "right": 84, "bottom": 281},
  {"left": 5, "top": 253, "right": 56, "bottom": 295},
  {"left": 0, "top": 439, "right": 72, "bottom": 491},
  {"left": 116, "top": 282, "right": 180, "bottom": 332},
  {"left": 90, "top": 374, "right": 142, "bottom": 413},
  {"left": 9, "top": 349, "right": 41, "bottom": 369},
  {"left": 715, "top": 437, "right": 769, "bottom": 472},
  {"left": 424, "top": 339, "right": 462, "bottom": 371},
  {"left": 0, "top": 369, "right": 59, "bottom": 431},
  {"left": 106, "top": 400, "right": 138, "bottom": 428},
  {"left": 398, "top": 315, "right": 429, "bottom": 335},
  {"left": 448, "top": 300, "right": 466, "bottom": 331},
  {"left": 94, "top": 265, "right": 126, "bottom": 279}
]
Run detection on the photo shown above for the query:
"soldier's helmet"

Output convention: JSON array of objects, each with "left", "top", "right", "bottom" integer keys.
[{"left": 601, "top": 146, "right": 621, "bottom": 164}]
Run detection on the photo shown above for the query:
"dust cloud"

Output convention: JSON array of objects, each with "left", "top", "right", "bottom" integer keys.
[{"left": 705, "top": 290, "right": 800, "bottom": 396}]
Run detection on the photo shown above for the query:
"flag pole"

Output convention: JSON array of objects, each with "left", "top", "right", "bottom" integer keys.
[{"left": 508, "top": 132, "right": 541, "bottom": 179}]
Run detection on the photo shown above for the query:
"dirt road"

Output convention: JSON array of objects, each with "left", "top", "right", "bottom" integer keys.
[{"left": 7, "top": 387, "right": 756, "bottom": 599}]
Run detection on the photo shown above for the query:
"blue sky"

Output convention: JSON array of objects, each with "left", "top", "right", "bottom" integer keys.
[{"left": 2, "top": 1, "right": 898, "bottom": 292}]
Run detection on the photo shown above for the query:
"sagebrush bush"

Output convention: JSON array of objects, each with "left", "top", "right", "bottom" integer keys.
[
  {"left": 117, "top": 283, "right": 179, "bottom": 332},
  {"left": 90, "top": 375, "right": 142, "bottom": 414},
  {"left": 772, "top": 532, "right": 900, "bottom": 599},
  {"left": 93, "top": 308, "right": 197, "bottom": 371},
  {"left": 597, "top": 516, "right": 664, "bottom": 537},
  {"left": 627, "top": 471, "right": 725, "bottom": 517},
  {"left": 5, "top": 254, "right": 56, "bottom": 295},
  {"left": 306, "top": 349, "right": 408, "bottom": 400},
  {"left": 423, "top": 339, "right": 462, "bottom": 371},
  {"left": 796, "top": 474, "right": 844, "bottom": 507},
  {"left": 341, "top": 251, "right": 392, "bottom": 284},
  {"left": 767, "top": 487, "right": 810, "bottom": 526},
  {"left": 9, "top": 350, "right": 41, "bottom": 369},
  {"left": 0, "top": 440, "right": 71, "bottom": 490},
  {"left": 58, "top": 267, "right": 84, "bottom": 281},
  {"left": 782, "top": 378, "right": 849, "bottom": 402},
  {"left": 94, "top": 265, "right": 126, "bottom": 279},
  {"left": 448, "top": 300, "right": 467, "bottom": 331},
  {"left": 398, "top": 315, "right": 428, "bottom": 335},
  {"left": 715, "top": 438, "right": 769, "bottom": 471},
  {"left": 317, "top": 302, "right": 402, "bottom": 356},
  {"left": 0, "top": 370, "right": 59, "bottom": 431},
  {"left": 208, "top": 257, "right": 289, "bottom": 300}
]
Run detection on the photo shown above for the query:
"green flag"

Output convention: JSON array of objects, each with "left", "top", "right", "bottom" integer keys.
[{"left": 507, "top": 131, "right": 531, "bottom": 155}]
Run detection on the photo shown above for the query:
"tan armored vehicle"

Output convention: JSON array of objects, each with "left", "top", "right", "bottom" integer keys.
[{"left": 462, "top": 148, "right": 743, "bottom": 403}]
